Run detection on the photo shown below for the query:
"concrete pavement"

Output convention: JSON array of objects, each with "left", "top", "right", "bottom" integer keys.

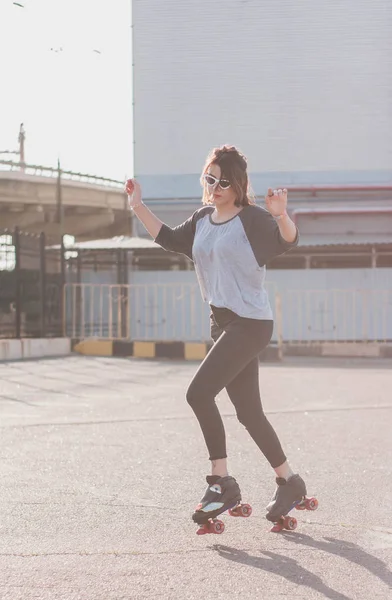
[{"left": 0, "top": 355, "right": 391, "bottom": 599}]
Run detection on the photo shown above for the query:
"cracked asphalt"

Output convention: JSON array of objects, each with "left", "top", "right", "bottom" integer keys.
[{"left": 0, "top": 354, "right": 391, "bottom": 600}]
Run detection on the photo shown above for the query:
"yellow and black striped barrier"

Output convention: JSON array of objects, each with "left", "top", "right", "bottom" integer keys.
[{"left": 72, "top": 339, "right": 282, "bottom": 361}]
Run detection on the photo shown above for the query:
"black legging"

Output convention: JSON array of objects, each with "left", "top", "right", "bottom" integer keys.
[{"left": 186, "top": 306, "right": 286, "bottom": 468}]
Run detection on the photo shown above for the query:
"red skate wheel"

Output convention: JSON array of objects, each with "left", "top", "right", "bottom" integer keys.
[
  {"left": 284, "top": 516, "right": 297, "bottom": 531},
  {"left": 228, "top": 507, "right": 240, "bottom": 517},
  {"left": 306, "top": 497, "right": 319, "bottom": 511},
  {"left": 240, "top": 503, "right": 252, "bottom": 518},
  {"left": 196, "top": 524, "right": 209, "bottom": 535},
  {"left": 295, "top": 501, "right": 306, "bottom": 510},
  {"left": 270, "top": 521, "right": 284, "bottom": 533},
  {"left": 212, "top": 520, "right": 225, "bottom": 534}
]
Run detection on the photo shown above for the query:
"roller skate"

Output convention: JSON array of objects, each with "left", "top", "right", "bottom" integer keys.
[
  {"left": 192, "top": 475, "right": 252, "bottom": 535},
  {"left": 266, "top": 474, "right": 318, "bottom": 533}
]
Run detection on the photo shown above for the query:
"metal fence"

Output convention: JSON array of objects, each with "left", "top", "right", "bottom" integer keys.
[
  {"left": 64, "top": 282, "right": 225, "bottom": 342},
  {"left": 64, "top": 282, "right": 280, "bottom": 343},
  {"left": 0, "top": 229, "right": 64, "bottom": 338},
  {"left": 64, "top": 282, "right": 392, "bottom": 345},
  {"left": 281, "top": 288, "right": 392, "bottom": 344}
]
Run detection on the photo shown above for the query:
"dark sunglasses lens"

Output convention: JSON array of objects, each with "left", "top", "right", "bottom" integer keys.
[
  {"left": 220, "top": 180, "right": 230, "bottom": 189},
  {"left": 205, "top": 175, "right": 216, "bottom": 186}
]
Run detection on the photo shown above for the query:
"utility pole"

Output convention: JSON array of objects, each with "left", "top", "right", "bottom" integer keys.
[
  {"left": 56, "top": 158, "right": 63, "bottom": 232},
  {"left": 0, "top": 124, "right": 25, "bottom": 164},
  {"left": 18, "top": 123, "right": 25, "bottom": 171}
]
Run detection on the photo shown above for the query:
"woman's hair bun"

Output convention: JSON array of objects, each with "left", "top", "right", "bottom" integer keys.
[{"left": 216, "top": 145, "right": 247, "bottom": 170}]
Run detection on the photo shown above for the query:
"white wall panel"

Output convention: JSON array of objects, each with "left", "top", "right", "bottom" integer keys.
[{"left": 132, "top": 0, "right": 392, "bottom": 197}]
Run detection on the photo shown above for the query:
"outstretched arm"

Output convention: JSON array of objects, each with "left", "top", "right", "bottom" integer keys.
[
  {"left": 126, "top": 179, "right": 163, "bottom": 240},
  {"left": 265, "top": 187, "right": 297, "bottom": 244},
  {"left": 126, "top": 178, "right": 196, "bottom": 258}
]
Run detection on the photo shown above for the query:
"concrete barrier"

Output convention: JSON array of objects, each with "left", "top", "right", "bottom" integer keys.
[
  {"left": 72, "top": 339, "right": 282, "bottom": 362},
  {"left": 284, "top": 343, "right": 392, "bottom": 358},
  {"left": 0, "top": 339, "right": 22, "bottom": 361},
  {"left": 0, "top": 338, "right": 71, "bottom": 361}
]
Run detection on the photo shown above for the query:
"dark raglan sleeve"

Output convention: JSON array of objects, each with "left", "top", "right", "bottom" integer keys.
[
  {"left": 241, "top": 205, "right": 299, "bottom": 267},
  {"left": 154, "top": 209, "right": 202, "bottom": 260}
]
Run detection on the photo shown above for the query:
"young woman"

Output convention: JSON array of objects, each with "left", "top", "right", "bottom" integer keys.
[{"left": 125, "top": 145, "right": 308, "bottom": 527}]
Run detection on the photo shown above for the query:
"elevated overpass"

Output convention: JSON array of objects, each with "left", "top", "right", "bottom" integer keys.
[{"left": 0, "top": 160, "right": 130, "bottom": 242}]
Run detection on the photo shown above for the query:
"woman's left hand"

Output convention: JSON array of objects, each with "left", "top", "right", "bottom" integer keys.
[{"left": 265, "top": 188, "right": 288, "bottom": 217}]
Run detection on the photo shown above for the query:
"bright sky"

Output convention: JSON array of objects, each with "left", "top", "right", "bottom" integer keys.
[{"left": 0, "top": 0, "right": 133, "bottom": 181}]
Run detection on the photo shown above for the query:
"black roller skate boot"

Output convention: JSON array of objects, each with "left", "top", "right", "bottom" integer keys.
[
  {"left": 266, "top": 474, "right": 318, "bottom": 532},
  {"left": 192, "top": 475, "right": 246, "bottom": 535},
  {"left": 192, "top": 475, "right": 241, "bottom": 524},
  {"left": 266, "top": 475, "right": 306, "bottom": 523}
]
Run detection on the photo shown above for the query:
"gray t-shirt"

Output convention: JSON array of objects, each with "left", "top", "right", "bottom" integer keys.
[{"left": 155, "top": 204, "right": 299, "bottom": 320}]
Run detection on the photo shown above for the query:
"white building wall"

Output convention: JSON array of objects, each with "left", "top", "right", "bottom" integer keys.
[{"left": 132, "top": 0, "right": 392, "bottom": 198}]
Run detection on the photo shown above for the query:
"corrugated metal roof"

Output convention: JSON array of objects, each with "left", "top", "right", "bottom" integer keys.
[
  {"left": 64, "top": 236, "right": 158, "bottom": 250},
  {"left": 298, "top": 234, "right": 392, "bottom": 247}
]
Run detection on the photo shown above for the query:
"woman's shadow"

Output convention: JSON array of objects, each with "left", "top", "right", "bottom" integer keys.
[{"left": 212, "top": 533, "right": 391, "bottom": 600}]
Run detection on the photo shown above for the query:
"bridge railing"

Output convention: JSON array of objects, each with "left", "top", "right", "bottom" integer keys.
[{"left": 0, "top": 159, "right": 125, "bottom": 189}]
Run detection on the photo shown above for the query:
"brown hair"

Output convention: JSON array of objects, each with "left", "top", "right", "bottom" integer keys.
[{"left": 200, "top": 145, "right": 255, "bottom": 207}]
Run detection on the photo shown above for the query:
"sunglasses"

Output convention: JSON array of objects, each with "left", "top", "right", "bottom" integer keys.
[{"left": 203, "top": 173, "right": 231, "bottom": 190}]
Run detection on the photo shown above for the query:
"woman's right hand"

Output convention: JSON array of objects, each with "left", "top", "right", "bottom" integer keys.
[
  {"left": 124, "top": 177, "right": 163, "bottom": 239},
  {"left": 125, "top": 178, "right": 143, "bottom": 208}
]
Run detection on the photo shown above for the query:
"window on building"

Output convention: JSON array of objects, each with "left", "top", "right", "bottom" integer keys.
[
  {"left": 132, "top": 254, "right": 191, "bottom": 271},
  {"left": 267, "top": 255, "right": 306, "bottom": 269},
  {"left": 310, "top": 254, "right": 372, "bottom": 268},
  {"left": 0, "top": 235, "right": 16, "bottom": 271},
  {"left": 376, "top": 253, "right": 392, "bottom": 268}
]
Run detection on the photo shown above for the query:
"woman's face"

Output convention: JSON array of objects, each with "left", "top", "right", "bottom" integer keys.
[{"left": 205, "top": 163, "right": 237, "bottom": 208}]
